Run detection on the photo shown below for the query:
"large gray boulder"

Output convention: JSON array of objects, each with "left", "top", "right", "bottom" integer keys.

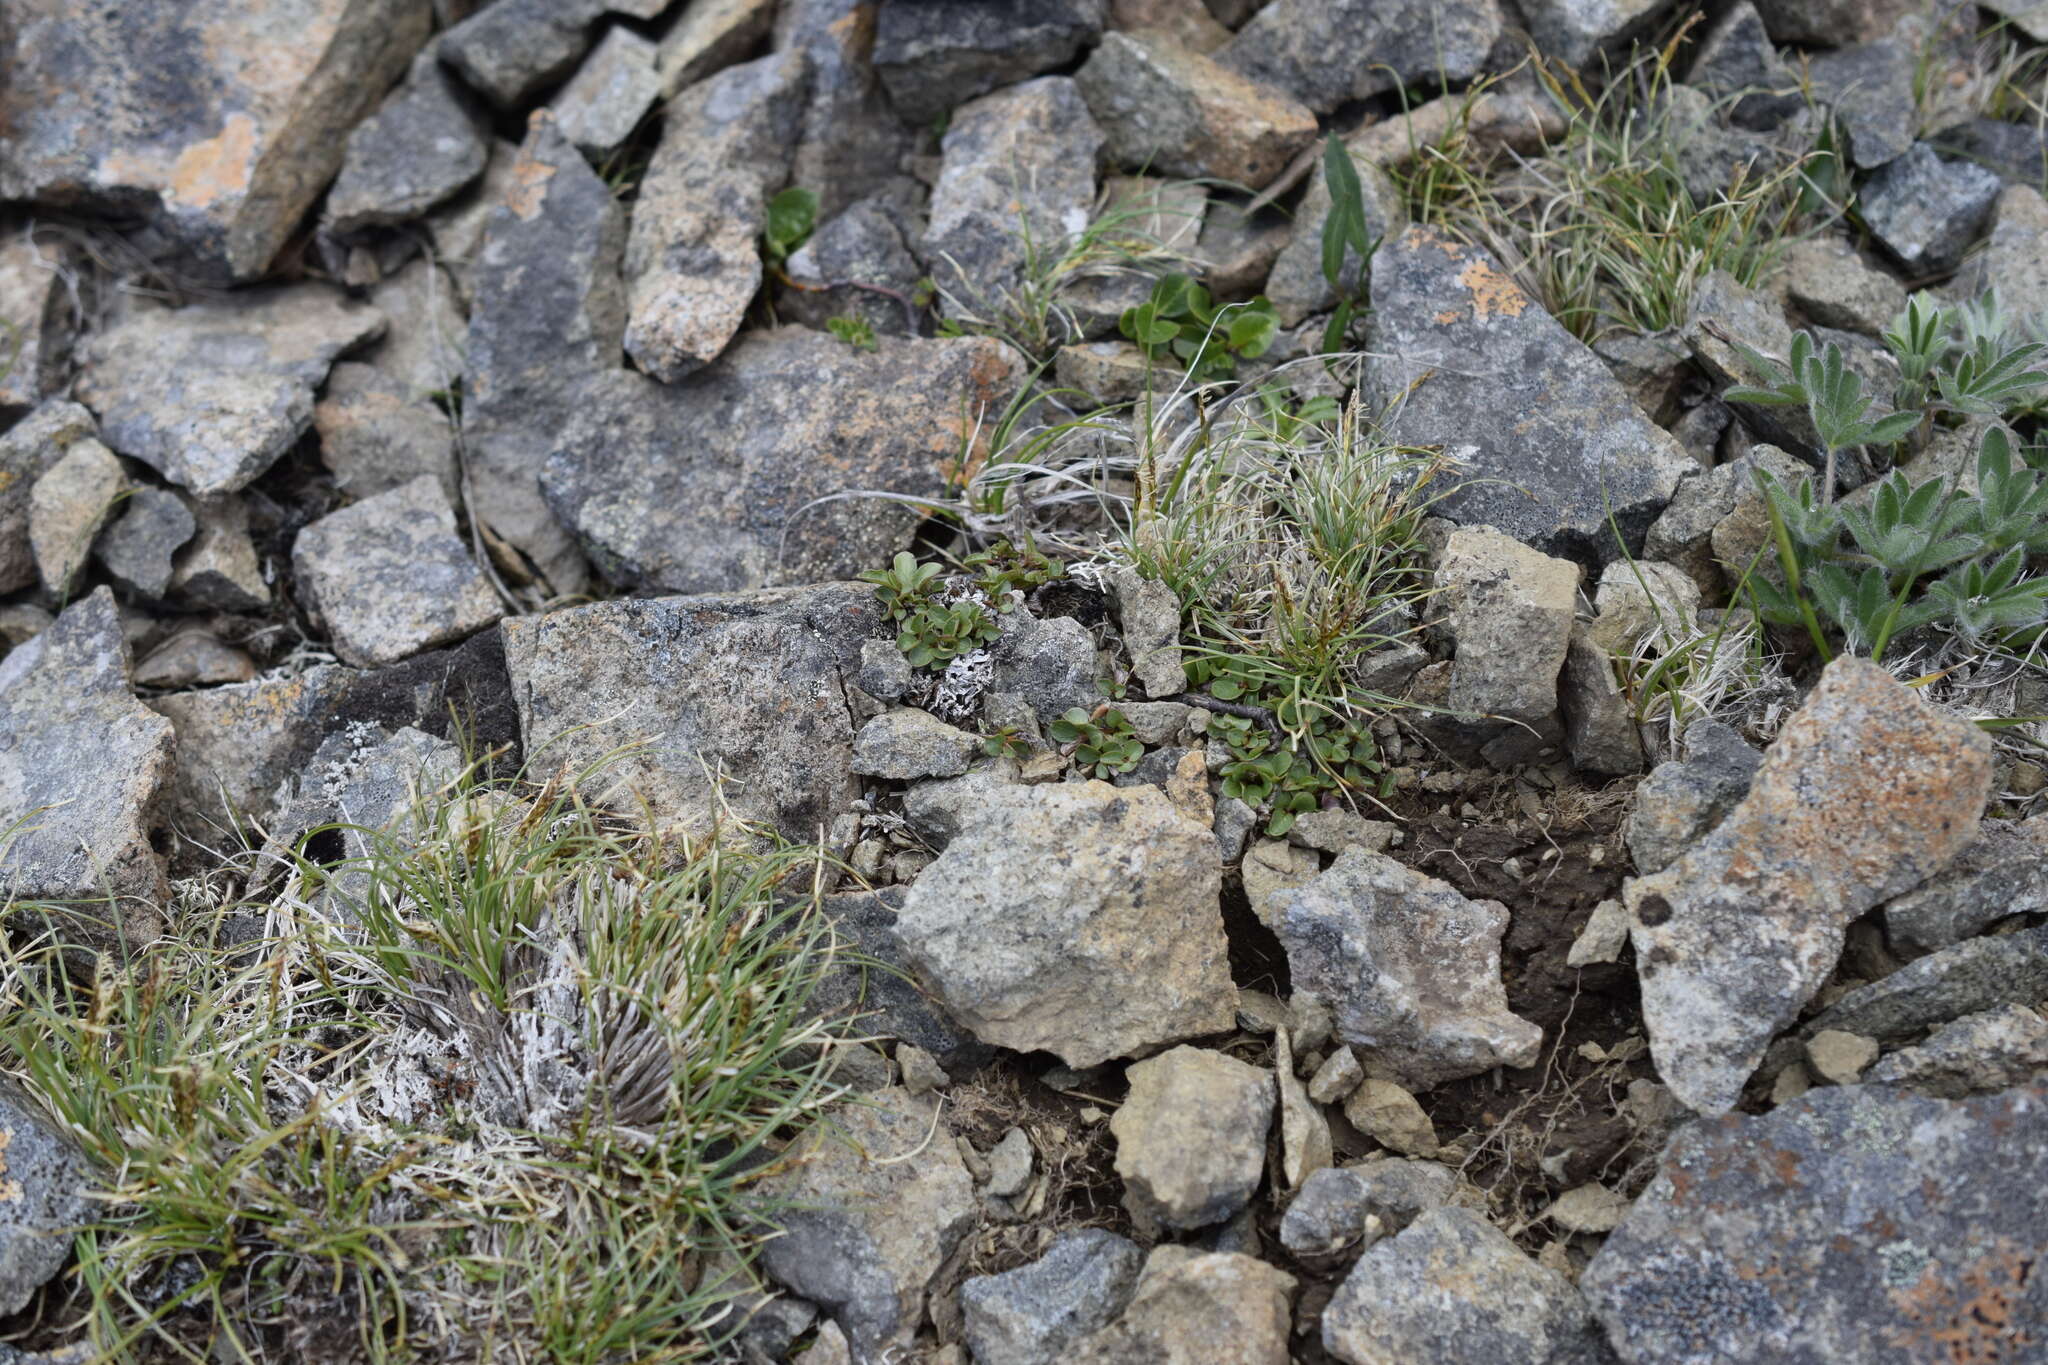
[
  {"left": 1623, "top": 657, "right": 1992, "bottom": 1114},
  {"left": 541, "top": 330, "right": 1023, "bottom": 593},
  {"left": 1584, "top": 1082, "right": 2048, "bottom": 1363},
  {"left": 0, "top": 0, "right": 430, "bottom": 280},
  {"left": 0, "top": 589, "right": 174, "bottom": 945},
  {"left": 500, "top": 583, "right": 877, "bottom": 839},
  {"left": 891, "top": 781, "right": 1237, "bottom": 1067},
  {"left": 1368, "top": 228, "right": 1693, "bottom": 565}
]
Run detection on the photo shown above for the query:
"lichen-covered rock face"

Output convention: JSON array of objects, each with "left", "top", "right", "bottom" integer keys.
[
  {"left": 1111, "top": 1045, "right": 1274, "bottom": 1232},
  {"left": 1271, "top": 848, "right": 1542, "bottom": 1089},
  {"left": 1367, "top": 228, "right": 1694, "bottom": 566},
  {"left": 892, "top": 782, "right": 1237, "bottom": 1068},
  {"left": 0, "top": 0, "right": 430, "bottom": 281},
  {"left": 1583, "top": 1083, "right": 2048, "bottom": 1365},
  {"left": 1217, "top": 0, "right": 1501, "bottom": 113},
  {"left": 0, "top": 589, "right": 174, "bottom": 943},
  {"left": 0, "top": 1076, "right": 90, "bottom": 1316},
  {"left": 1624, "top": 657, "right": 1992, "bottom": 1115},
  {"left": 541, "top": 330, "right": 1024, "bottom": 593},
  {"left": 500, "top": 583, "right": 877, "bottom": 839},
  {"left": 752, "top": 1085, "right": 978, "bottom": 1361}
]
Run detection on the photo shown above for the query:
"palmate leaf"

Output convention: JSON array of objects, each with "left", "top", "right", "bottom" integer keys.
[
  {"left": 1883, "top": 293, "right": 1951, "bottom": 395},
  {"left": 1972, "top": 426, "right": 2048, "bottom": 554},
  {"left": 1839, "top": 472, "right": 1981, "bottom": 576},
  {"left": 1808, "top": 561, "right": 1896, "bottom": 652},
  {"left": 1933, "top": 333, "right": 2048, "bottom": 417},
  {"left": 1919, "top": 548, "right": 2048, "bottom": 644}
]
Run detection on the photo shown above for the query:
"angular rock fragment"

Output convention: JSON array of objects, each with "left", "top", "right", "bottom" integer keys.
[
  {"left": 1074, "top": 31, "right": 1316, "bottom": 185},
  {"left": 1864, "top": 1004, "right": 2048, "bottom": 1098},
  {"left": 0, "top": 1077, "right": 90, "bottom": 1316},
  {"left": 960, "top": 1229, "right": 1145, "bottom": 1365},
  {"left": 873, "top": 0, "right": 1104, "bottom": 125},
  {"left": 777, "top": 0, "right": 917, "bottom": 219},
  {"left": 0, "top": 589, "right": 175, "bottom": 935},
  {"left": 1645, "top": 442, "right": 1807, "bottom": 594},
  {"left": 501, "top": 583, "right": 876, "bottom": 838},
  {"left": 1776, "top": 236, "right": 1907, "bottom": 337},
  {"left": 1264, "top": 150, "right": 1405, "bottom": 326},
  {"left": 95, "top": 487, "right": 197, "bottom": 600},
  {"left": 1067, "top": 1251, "right": 1296, "bottom": 1364},
  {"left": 168, "top": 496, "right": 269, "bottom": 613},
  {"left": 1859, "top": 142, "right": 2001, "bottom": 277},
  {"left": 1779, "top": 923, "right": 2048, "bottom": 1059},
  {"left": 1274, "top": 1029, "right": 1333, "bottom": 1189},
  {"left": 326, "top": 42, "right": 488, "bottom": 234},
  {"left": 293, "top": 475, "right": 501, "bottom": 668},
  {"left": 851, "top": 709, "right": 980, "bottom": 780},
  {"left": 782, "top": 196, "right": 925, "bottom": 338},
  {"left": 923, "top": 78, "right": 1104, "bottom": 324},
  {"left": 362, "top": 257, "right": 469, "bottom": 400},
  {"left": 0, "top": 0, "right": 430, "bottom": 280},
  {"left": 27, "top": 436, "right": 124, "bottom": 598},
  {"left": 542, "top": 330, "right": 1022, "bottom": 592},
  {"left": 0, "top": 403, "right": 98, "bottom": 594},
  {"left": 1584, "top": 1083, "right": 2048, "bottom": 1364},
  {"left": 438, "top": 0, "right": 600, "bottom": 108},
  {"left": 893, "top": 782, "right": 1236, "bottom": 1067},
  {"left": 1342, "top": 1077, "right": 1438, "bottom": 1157},
  {"left": 550, "top": 25, "right": 661, "bottom": 158},
  {"left": 0, "top": 229, "right": 79, "bottom": 413},
  {"left": 1429, "top": 525, "right": 1579, "bottom": 766},
  {"left": 133, "top": 632, "right": 257, "bottom": 690},
  {"left": 812, "top": 888, "right": 992, "bottom": 1076},
  {"left": 1368, "top": 229, "right": 1693, "bottom": 564},
  {"left": 1218, "top": 0, "right": 1502, "bottom": 114},
  {"left": 1623, "top": 657, "right": 1992, "bottom": 1114},
  {"left": 1685, "top": 2, "right": 1801, "bottom": 129},
  {"left": 1750, "top": 0, "right": 1917, "bottom": 46},
  {"left": 1521, "top": 0, "right": 1677, "bottom": 69},
  {"left": 1881, "top": 815, "right": 2048, "bottom": 956},
  {"left": 754, "top": 1086, "right": 977, "bottom": 1361},
  {"left": 623, "top": 52, "right": 807, "bottom": 383},
  {"left": 658, "top": 0, "right": 777, "bottom": 97},
  {"left": 1806, "top": 38, "right": 1917, "bottom": 170},
  {"left": 1111, "top": 1045, "right": 1274, "bottom": 1231},
  {"left": 1930, "top": 117, "right": 2048, "bottom": 190},
  {"left": 1324, "top": 1207, "right": 1612, "bottom": 1365},
  {"left": 77, "top": 287, "right": 385, "bottom": 496},
  {"left": 258, "top": 725, "right": 462, "bottom": 903},
  {"left": 1279, "top": 1158, "right": 1460, "bottom": 1259},
  {"left": 1624, "top": 719, "right": 1761, "bottom": 875},
  {"left": 1271, "top": 848, "right": 1542, "bottom": 1088},
  {"left": 1957, "top": 183, "right": 2048, "bottom": 326},
  {"left": 313, "top": 362, "right": 459, "bottom": 502}
]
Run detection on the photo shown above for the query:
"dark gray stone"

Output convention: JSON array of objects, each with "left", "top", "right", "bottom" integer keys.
[
  {"left": 1806, "top": 39, "right": 1916, "bottom": 170},
  {"left": 960, "top": 1229, "right": 1145, "bottom": 1365},
  {"left": 873, "top": 0, "right": 1105, "bottom": 125},
  {"left": 549, "top": 24, "right": 661, "bottom": 158},
  {"left": 851, "top": 708, "right": 981, "bottom": 779},
  {"left": 95, "top": 487, "right": 197, "bottom": 599},
  {"left": 1218, "top": 0, "right": 1503, "bottom": 114},
  {"left": 1750, "top": 0, "right": 1916, "bottom": 47},
  {"left": 988, "top": 612, "right": 1105, "bottom": 727},
  {"left": 326, "top": 42, "right": 488, "bottom": 234},
  {"left": 776, "top": 0, "right": 917, "bottom": 219},
  {"left": 1686, "top": 2, "right": 1802, "bottom": 130},
  {"left": 1278, "top": 1158, "right": 1459, "bottom": 1258},
  {"left": 1073, "top": 30, "right": 1317, "bottom": 186},
  {"left": 783, "top": 197, "right": 925, "bottom": 337},
  {"left": 812, "top": 888, "right": 993, "bottom": 1076},
  {"left": 1930, "top": 118, "right": 2048, "bottom": 189},
  {"left": 1778, "top": 924, "right": 2048, "bottom": 1061},
  {"left": 1521, "top": 0, "right": 1678, "bottom": 69},
  {"left": 312, "top": 361, "right": 459, "bottom": 503},
  {"left": 1863, "top": 1004, "right": 2048, "bottom": 1098},
  {"left": 1625, "top": 719, "right": 1762, "bottom": 875},
  {"left": 1882, "top": 816, "right": 2048, "bottom": 956},
  {"left": 0, "top": 1077, "right": 90, "bottom": 1316},
  {"left": 540, "top": 329, "right": 1023, "bottom": 593},
  {"left": 1859, "top": 142, "right": 2002, "bottom": 277},
  {"left": 1367, "top": 227, "right": 1693, "bottom": 566},
  {"left": 438, "top": 0, "right": 601, "bottom": 108},
  {"left": 1583, "top": 1083, "right": 2048, "bottom": 1364}
]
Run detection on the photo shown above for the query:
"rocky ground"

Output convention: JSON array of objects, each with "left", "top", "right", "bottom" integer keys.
[{"left": 3, "top": 0, "right": 2048, "bottom": 1362}]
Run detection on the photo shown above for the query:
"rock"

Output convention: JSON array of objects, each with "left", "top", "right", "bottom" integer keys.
[
  {"left": 1625, "top": 719, "right": 1761, "bottom": 875},
  {"left": 550, "top": 25, "right": 661, "bottom": 158},
  {"left": 1288, "top": 809, "right": 1397, "bottom": 855},
  {"left": 1930, "top": 118, "right": 2048, "bottom": 190},
  {"left": 1429, "top": 524, "right": 1579, "bottom": 767},
  {"left": 1342, "top": 1078, "right": 1438, "bottom": 1158},
  {"left": 1645, "top": 443, "right": 1807, "bottom": 595},
  {"left": 167, "top": 497, "right": 269, "bottom": 613},
  {"left": 0, "top": 589, "right": 174, "bottom": 935},
  {"left": 1264, "top": 145, "right": 1405, "bottom": 326},
  {"left": 326, "top": 43, "right": 487, "bottom": 235},
  {"left": 293, "top": 476, "right": 500, "bottom": 669},
  {"left": 1243, "top": 836, "right": 1323, "bottom": 926},
  {"left": 312, "top": 362, "right": 459, "bottom": 503},
  {"left": 1213, "top": 794, "right": 1258, "bottom": 863},
  {"left": 1956, "top": 183, "right": 2048, "bottom": 326},
  {"left": 1589, "top": 558, "right": 1701, "bottom": 657},
  {"left": 1777, "top": 236, "right": 1907, "bottom": 340},
  {"left": 1307, "top": 1047, "right": 1364, "bottom": 1104},
  {"left": 501, "top": 582, "right": 875, "bottom": 838},
  {"left": 623, "top": 52, "right": 806, "bottom": 383},
  {"left": 362, "top": 258, "right": 468, "bottom": 400},
  {"left": 1864, "top": 1004, "right": 2048, "bottom": 1098},
  {"left": 659, "top": 0, "right": 776, "bottom": 97},
  {"left": 896, "top": 1043, "right": 948, "bottom": 1095},
  {"left": 857, "top": 638, "right": 916, "bottom": 702},
  {"left": 1074, "top": 32, "right": 1316, "bottom": 185},
  {"left": 1272, "top": 848, "right": 1542, "bottom": 1089},
  {"left": 1567, "top": 898, "right": 1632, "bottom": 968},
  {"left": 1708, "top": 449, "right": 1828, "bottom": 582},
  {"left": 0, "top": 0, "right": 429, "bottom": 280},
  {"left": 1682, "top": 271, "right": 1825, "bottom": 461},
  {"left": 1521, "top": 0, "right": 1677, "bottom": 69},
  {"left": 900, "top": 759, "right": 1025, "bottom": 848},
  {"left": 1196, "top": 197, "right": 1292, "bottom": 297},
  {"left": 894, "top": 783, "right": 1234, "bottom": 1066},
  {"left": 1584, "top": 1082, "right": 2048, "bottom": 1364},
  {"left": 1623, "top": 657, "right": 1992, "bottom": 1114},
  {"left": 93, "top": 486, "right": 196, "bottom": 600},
  {"left": 1218, "top": 0, "right": 1502, "bottom": 114},
  {"left": 1279, "top": 1158, "right": 1460, "bottom": 1258},
  {"left": 1685, "top": 2, "right": 1802, "bottom": 130},
  {"left": 1982, "top": 0, "right": 2048, "bottom": 42},
  {"left": 754, "top": 1086, "right": 977, "bottom": 1360},
  {"left": 1803, "top": 1029, "right": 1878, "bottom": 1085},
  {"left": 462, "top": 113, "right": 626, "bottom": 597},
  {"left": 1806, "top": 39, "right": 1917, "bottom": 170},
  {"left": 961, "top": 1229, "right": 1145, "bottom": 1365},
  {"left": 133, "top": 632, "right": 257, "bottom": 690},
  {"left": 1780, "top": 923, "right": 2048, "bottom": 1058},
  {"left": 1560, "top": 626, "right": 1645, "bottom": 777},
  {"left": 984, "top": 1127, "right": 1035, "bottom": 1198},
  {"left": 27, "top": 437, "right": 125, "bottom": 598},
  {"left": 1056, "top": 341, "right": 1167, "bottom": 407},
  {"left": 923, "top": 78, "right": 1104, "bottom": 325},
  {"left": 1103, "top": 564, "right": 1185, "bottom": 699},
  {"left": 1858, "top": 142, "right": 2001, "bottom": 277},
  {"left": 783, "top": 196, "right": 925, "bottom": 338},
  {"left": 851, "top": 709, "right": 981, "bottom": 780},
  {"left": 813, "top": 888, "right": 993, "bottom": 1076},
  {"left": 775, "top": 0, "right": 917, "bottom": 220},
  {"left": 77, "top": 287, "right": 385, "bottom": 497},
  {"left": 1881, "top": 815, "right": 2048, "bottom": 956},
  {"left": 988, "top": 612, "right": 1101, "bottom": 721},
  {"left": 543, "top": 331, "right": 1022, "bottom": 592},
  {"left": 1750, "top": 0, "right": 1916, "bottom": 46},
  {"left": 0, "top": 1077, "right": 90, "bottom": 1316},
  {"left": 1547, "top": 1182, "right": 1632, "bottom": 1235},
  {"left": 1066, "top": 1250, "right": 1296, "bottom": 1364},
  {"left": 1324, "top": 1207, "right": 1612, "bottom": 1365},
  {"left": 438, "top": 0, "right": 600, "bottom": 108},
  {"left": 258, "top": 725, "right": 462, "bottom": 904},
  {"left": 0, "top": 404, "right": 99, "bottom": 595},
  {"left": 1111, "top": 0, "right": 1232, "bottom": 50},
  {"left": 0, "top": 230, "right": 78, "bottom": 414},
  {"left": 1369, "top": 229, "right": 1693, "bottom": 565},
  {"left": 873, "top": 0, "right": 1104, "bottom": 125},
  {"left": 1274, "top": 1029, "right": 1333, "bottom": 1190}
]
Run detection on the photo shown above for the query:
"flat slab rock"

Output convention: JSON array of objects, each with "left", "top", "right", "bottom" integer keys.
[
  {"left": 1624, "top": 657, "right": 1991, "bottom": 1114},
  {"left": 1367, "top": 228, "right": 1693, "bottom": 565},
  {"left": 542, "top": 329, "right": 1023, "bottom": 593},
  {"left": 1583, "top": 1082, "right": 2048, "bottom": 1364},
  {"left": 500, "top": 582, "right": 877, "bottom": 838}
]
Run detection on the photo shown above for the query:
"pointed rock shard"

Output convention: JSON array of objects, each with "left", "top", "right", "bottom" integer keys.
[{"left": 1625, "top": 656, "right": 1991, "bottom": 1115}]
